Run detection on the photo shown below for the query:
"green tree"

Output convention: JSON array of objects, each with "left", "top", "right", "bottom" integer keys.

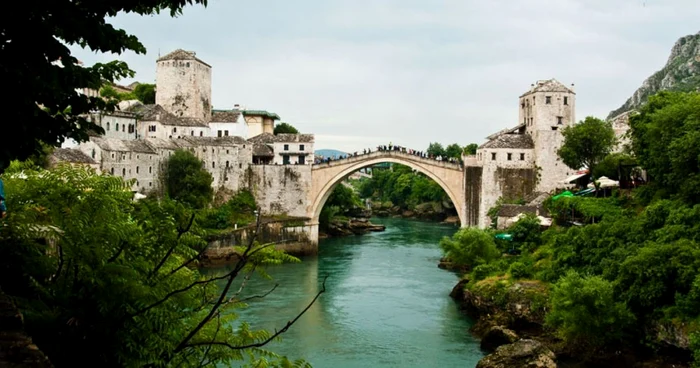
[
  {"left": 133, "top": 83, "right": 156, "bottom": 104},
  {"left": 274, "top": 122, "right": 299, "bottom": 135},
  {"left": 546, "top": 271, "right": 634, "bottom": 347},
  {"left": 463, "top": 143, "right": 478, "bottom": 155},
  {"left": 630, "top": 91, "right": 700, "bottom": 203},
  {"left": 444, "top": 143, "right": 463, "bottom": 159},
  {"left": 426, "top": 142, "right": 446, "bottom": 157},
  {"left": 593, "top": 152, "right": 636, "bottom": 180},
  {"left": 557, "top": 117, "right": 617, "bottom": 177},
  {"left": 165, "top": 150, "right": 214, "bottom": 209},
  {"left": 439, "top": 227, "right": 500, "bottom": 268},
  {"left": 0, "top": 164, "right": 314, "bottom": 367},
  {"left": 0, "top": 0, "right": 208, "bottom": 171}
]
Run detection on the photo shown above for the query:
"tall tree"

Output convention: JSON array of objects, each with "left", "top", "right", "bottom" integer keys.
[
  {"left": 274, "top": 122, "right": 299, "bottom": 135},
  {"left": 164, "top": 150, "right": 214, "bottom": 209},
  {"left": 133, "top": 83, "right": 156, "bottom": 104},
  {"left": 557, "top": 116, "right": 617, "bottom": 177},
  {"left": 426, "top": 142, "right": 446, "bottom": 157},
  {"left": 0, "top": 0, "right": 208, "bottom": 171},
  {"left": 463, "top": 143, "right": 478, "bottom": 155},
  {"left": 444, "top": 143, "right": 463, "bottom": 159}
]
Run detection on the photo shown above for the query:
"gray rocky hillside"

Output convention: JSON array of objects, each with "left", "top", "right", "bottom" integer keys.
[{"left": 608, "top": 31, "right": 700, "bottom": 120}]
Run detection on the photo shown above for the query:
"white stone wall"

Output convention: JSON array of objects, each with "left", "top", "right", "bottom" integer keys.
[
  {"left": 181, "top": 142, "right": 253, "bottom": 191},
  {"left": 533, "top": 130, "right": 573, "bottom": 193},
  {"left": 273, "top": 141, "right": 313, "bottom": 165},
  {"left": 140, "top": 121, "right": 210, "bottom": 140},
  {"left": 209, "top": 122, "right": 248, "bottom": 139},
  {"left": 155, "top": 59, "right": 212, "bottom": 122},
  {"left": 245, "top": 116, "right": 264, "bottom": 138},
  {"left": 248, "top": 165, "right": 312, "bottom": 218},
  {"left": 520, "top": 90, "right": 576, "bottom": 139},
  {"left": 476, "top": 147, "right": 535, "bottom": 228},
  {"left": 95, "top": 114, "right": 138, "bottom": 140}
]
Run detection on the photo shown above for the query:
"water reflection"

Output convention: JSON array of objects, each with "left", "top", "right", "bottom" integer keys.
[{"left": 206, "top": 218, "right": 484, "bottom": 367}]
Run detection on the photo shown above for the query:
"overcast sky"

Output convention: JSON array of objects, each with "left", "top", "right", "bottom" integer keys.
[{"left": 70, "top": 0, "right": 699, "bottom": 152}]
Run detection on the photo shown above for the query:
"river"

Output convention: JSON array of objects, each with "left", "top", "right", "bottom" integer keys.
[{"left": 211, "top": 217, "right": 484, "bottom": 367}]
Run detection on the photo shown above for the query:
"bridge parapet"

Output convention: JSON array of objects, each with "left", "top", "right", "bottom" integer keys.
[{"left": 312, "top": 150, "right": 462, "bottom": 171}]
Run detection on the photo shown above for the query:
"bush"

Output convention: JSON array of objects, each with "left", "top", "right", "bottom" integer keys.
[
  {"left": 546, "top": 271, "right": 635, "bottom": 347},
  {"left": 471, "top": 263, "right": 499, "bottom": 281},
  {"left": 509, "top": 261, "right": 532, "bottom": 279},
  {"left": 439, "top": 228, "right": 500, "bottom": 268}
]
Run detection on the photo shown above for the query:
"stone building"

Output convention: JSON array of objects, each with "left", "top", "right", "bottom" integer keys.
[
  {"left": 247, "top": 133, "right": 315, "bottom": 165},
  {"left": 155, "top": 49, "right": 212, "bottom": 122},
  {"left": 243, "top": 110, "right": 279, "bottom": 138},
  {"left": 210, "top": 109, "right": 248, "bottom": 139},
  {"left": 48, "top": 148, "right": 100, "bottom": 172},
  {"left": 465, "top": 79, "right": 577, "bottom": 228}
]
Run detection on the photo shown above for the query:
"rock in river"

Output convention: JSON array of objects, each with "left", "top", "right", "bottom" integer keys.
[
  {"left": 476, "top": 339, "right": 556, "bottom": 368},
  {"left": 480, "top": 326, "right": 520, "bottom": 351}
]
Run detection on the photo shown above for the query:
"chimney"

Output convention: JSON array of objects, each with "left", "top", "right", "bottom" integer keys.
[
  {"left": 570, "top": 83, "right": 575, "bottom": 92},
  {"left": 234, "top": 104, "right": 240, "bottom": 109}
]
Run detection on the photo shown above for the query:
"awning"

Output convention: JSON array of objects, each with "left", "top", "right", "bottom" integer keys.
[
  {"left": 587, "top": 176, "right": 620, "bottom": 188},
  {"left": 562, "top": 172, "right": 589, "bottom": 183}
]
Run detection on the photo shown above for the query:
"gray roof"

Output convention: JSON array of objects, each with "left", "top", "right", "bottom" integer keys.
[
  {"left": 211, "top": 110, "right": 241, "bottom": 122},
  {"left": 247, "top": 132, "right": 314, "bottom": 144},
  {"left": 127, "top": 104, "right": 208, "bottom": 127},
  {"left": 520, "top": 79, "right": 575, "bottom": 97},
  {"left": 157, "top": 49, "right": 211, "bottom": 68},
  {"left": 253, "top": 143, "right": 274, "bottom": 157},
  {"left": 498, "top": 205, "right": 539, "bottom": 218},
  {"left": 174, "top": 136, "right": 247, "bottom": 147},
  {"left": 51, "top": 148, "right": 97, "bottom": 164},
  {"left": 479, "top": 133, "right": 534, "bottom": 149}
]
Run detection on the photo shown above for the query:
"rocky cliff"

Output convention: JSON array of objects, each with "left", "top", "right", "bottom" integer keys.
[{"left": 608, "top": 31, "right": 700, "bottom": 120}]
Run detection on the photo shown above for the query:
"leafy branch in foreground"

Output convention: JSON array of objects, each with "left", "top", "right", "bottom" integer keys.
[{"left": 0, "top": 164, "right": 324, "bottom": 367}]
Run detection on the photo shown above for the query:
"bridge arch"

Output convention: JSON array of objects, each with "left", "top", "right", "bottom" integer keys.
[{"left": 309, "top": 152, "right": 466, "bottom": 229}]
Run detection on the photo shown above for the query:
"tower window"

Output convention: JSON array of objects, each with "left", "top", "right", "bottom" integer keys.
[
  {"left": 284, "top": 144, "right": 289, "bottom": 151},
  {"left": 564, "top": 96, "right": 568, "bottom": 105},
  {"left": 191, "top": 131, "right": 194, "bottom": 136},
  {"left": 507, "top": 153, "right": 512, "bottom": 161},
  {"left": 491, "top": 152, "right": 496, "bottom": 160},
  {"left": 225, "top": 161, "right": 229, "bottom": 168},
  {"left": 520, "top": 153, "right": 525, "bottom": 160},
  {"left": 551, "top": 127, "right": 558, "bottom": 131},
  {"left": 545, "top": 96, "right": 552, "bottom": 104},
  {"left": 200, "top": 131, "right": 203, "bottom": 136},
  {"left": 557, "top": 116, "right": 563, "bottom": 125},
  {"left": 136, "top": 166, "right": 139, "bottom": 174},
  {"left": 116, "top": 123, "right": 119, "bottom": 131},
  {"left": 212, "top": 162, "right": 215, "bottom": 168},
  {"left": 149, "top": 167, "right": 152, "bottom": 174},
  {"left": 173, "top": 127, "right": 177, "bottom": 133}
]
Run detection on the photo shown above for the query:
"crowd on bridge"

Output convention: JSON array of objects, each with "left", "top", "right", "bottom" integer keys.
[{"left": 314, "top": 143, "right": 463, "bottom": 166}]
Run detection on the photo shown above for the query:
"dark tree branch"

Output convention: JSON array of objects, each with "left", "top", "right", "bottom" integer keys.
[
  {"left": 237, "top": 283, "right": 279, "bottom": 304},
  {"left": 197, "top": 314, "right": 222, "bottom": 368},
  {"left": 107, "top": 241, "right": 127, "bottom": 263},
  {"left": 184, "top": 275, "right": 328, "bottom": 351},
  {"left": 151, "top": 213, "right": 196, "bottom": 278}
]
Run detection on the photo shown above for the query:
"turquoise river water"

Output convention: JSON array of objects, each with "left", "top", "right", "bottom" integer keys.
[{"left": 213, "top": 217, "right": 484, "bottom": 367}]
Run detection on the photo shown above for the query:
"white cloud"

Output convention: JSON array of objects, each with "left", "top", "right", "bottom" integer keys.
[{"left": 69, "top": 0, "right": 700, "bottom": 152}]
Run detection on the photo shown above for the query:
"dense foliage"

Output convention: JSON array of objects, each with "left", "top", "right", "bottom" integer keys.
[
  {"left": 319, "top": 183, "right": 362, "bottom": 231},
  {"left": 357, "top": 164, "right": 448, "bottom": 209},
  {"left": 165, "top": 150, "right": 214, "bottom": 209},
  {"left": 0, "top": 165, "right": 309, "bottom": 367},
  {"left": 557, "top": 116, "right": 617, "bottom": 176},
  {"left": 0, "top": 0, "right": 208, "bottom": 170},
  {"left": 273, "top": 123, "right": 299, "bottom": 135},
  {"left": 426, "top": 141, "right": 477, "bottom": 160},
  {"left": 439, "top": 228, "right": 500, "bottom": 267},
  {"left": 443, "top": 91, "right": 700, "bottom": 363},
  {"left": 101, "top": 83, "right": 156, "bottom": 104}
]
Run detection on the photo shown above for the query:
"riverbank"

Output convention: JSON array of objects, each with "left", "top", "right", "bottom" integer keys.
[
  {"left": 449, "top": 276, "right": 692, "bottom": 368},
  {"left": 370, "top": 200, "right": 460, "bottom": 224}
]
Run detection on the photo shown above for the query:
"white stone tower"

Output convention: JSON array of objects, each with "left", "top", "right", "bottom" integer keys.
[
  {"left": 155, "top": 49, "right": 212, "bottom": 122},
  {"left": 518, "top": 79, "right": 577, "bottom": 192}
]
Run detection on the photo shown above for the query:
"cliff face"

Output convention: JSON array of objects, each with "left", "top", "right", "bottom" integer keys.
[{"left": 608, "top": 31, "right": 700, "bottom": 120}]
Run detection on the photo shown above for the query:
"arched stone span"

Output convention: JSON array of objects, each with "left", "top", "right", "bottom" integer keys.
[{"left": 309, "top": 151, "right": 466, "bottom": 232}]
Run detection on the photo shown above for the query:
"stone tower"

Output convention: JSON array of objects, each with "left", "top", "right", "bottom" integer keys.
[
  {"left": 518, "top": 79, "right": 576, "bottom": 192},
  {"left": 155, "top": 49, "right": 212, "bottom": 122}
]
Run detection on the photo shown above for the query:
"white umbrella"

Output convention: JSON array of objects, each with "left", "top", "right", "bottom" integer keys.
[{"left": 587, "top": 176, "right": 619, "bottom": 188}]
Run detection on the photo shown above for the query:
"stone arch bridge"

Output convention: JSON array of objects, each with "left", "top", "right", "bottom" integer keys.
[{"left": 305, "top": 151, "right": 467, "bottom": 243}]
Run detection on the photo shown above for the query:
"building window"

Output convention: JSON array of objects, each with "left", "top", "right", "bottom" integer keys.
[
  {"left": 218, "top": 130, "right": 222, "bottom": 137},
  {"left": 239, "top": 163, "right": 242, "bottom": 169},
  {"left": 224, "top": 130, "right": 229, "bottom": 136},
  {"left": 521, "top": 102, "right": 525, "bottom": 109},
  {"left": 507, "top": 153, "right": 512, "bottom": 161},
  {"left": 107, "top": 122, "right": 110, "bottom": 131},
  {"left": 149, "top": 167, "right": 152, "bottom": 174},
  {"left": 530, "top": 117, "right": 533, "bottom": 125},
  {"left": 111, "top": 153, "right": 115, "bottom": 159},
  {"left": 191, "top": 131, "right": 194, "bottom": 136},
  {"left": 491, "top": 152, "right": 496, "bottom": 160},
  {"left": 173, "top": 127, "right": 177, "bottom": 133},
  {"left": 116, "top": 123, "right": 119, "bottom": 131},
  {"left": 91, "top": 149, "right": 96, "bottom": 159},
  {"left": 110, "top": 168, "right": 114, "bottom": 175},
  {"left": 299, "top": 155, "right": 306, "bottom": 164},
  {"left": 212, "top": 162, "right": 215, "bottom": 168},
  {"left": 128, "top": 124, "right": 134, "bottom": 133},
  {"left": 564, "top": 96, "right": 568, "bottom": 105},
  {"left": 136, "top": 166, "right": 139, "bottom": 174},
  {"left": 149, "top": 182, "right": 152, "bottom": 187},
  {"left": 283, "top": 155, "right": 290, "bottom": 164},
  {"left": 200, "top": 131, "right": 203, "bottom": 137},
  {"left": 225, "top": 161, "right": 229, "bottom": 168},
  {"left": 545, "top": 96, "right": 552, "bottom": 104},
  {"left": 300, "top": 144, "right": 305, "bottom": 151},
  {"left": 520, "top": 153, "right": 525, "bottom": 160},
  {"left": 284, "top": 144, "right": 289, "bottom": 151},
  {"left": 122, "top": 125, "right": 125, "bottom": 132},
  {"left": 149, "top": 125, "right": 156, "bottom": 132},
  {"left": 551, "top": 126, "right": 558, "bottom": 131},
  {"left": 557, "top": 116, "right": 563, "bottom": 125},
  {"left": 122, "top": 168, "right": 126, "bottom": 176},
  {"left": 226, "top": 150, "right": 229, "bottom": 154}
]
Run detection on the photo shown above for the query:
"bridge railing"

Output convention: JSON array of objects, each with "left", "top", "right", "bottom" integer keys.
[{"left": 312, "top": 149, "right": 463, "bottom": 170}]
